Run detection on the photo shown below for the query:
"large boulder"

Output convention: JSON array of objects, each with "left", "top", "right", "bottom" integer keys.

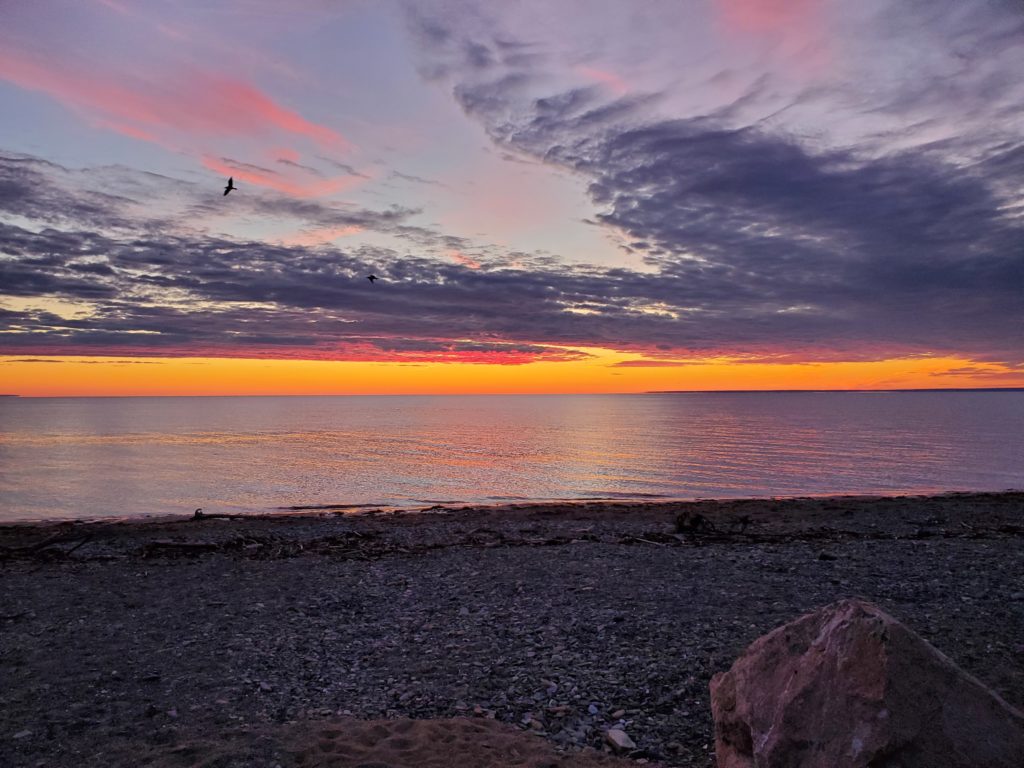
[{"left": 710, "top": 599, "right": 1024, "bottom": 767}]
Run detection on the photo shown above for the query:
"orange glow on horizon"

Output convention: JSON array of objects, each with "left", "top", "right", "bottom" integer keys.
[{"left": 1, "top": 352, "right": 1021, "bottom": 398}]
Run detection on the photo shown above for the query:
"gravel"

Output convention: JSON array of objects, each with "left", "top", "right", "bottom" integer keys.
[{"left": 1, "top": 492, "right": 1022, "bottom": 767}]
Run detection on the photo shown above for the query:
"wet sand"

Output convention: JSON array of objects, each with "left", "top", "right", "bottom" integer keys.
[{"left": 2, "top": 492, "right": 1023, "bottom": 767}]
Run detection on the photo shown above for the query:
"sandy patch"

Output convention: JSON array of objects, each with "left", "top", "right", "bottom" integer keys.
[{"left": 282, "top": 717, "right": 649, "bottom": 767}]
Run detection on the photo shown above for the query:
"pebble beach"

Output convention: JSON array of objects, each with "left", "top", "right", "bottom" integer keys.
[{"left": 2, "top": 492, "right": 1022, "bottom": 767}]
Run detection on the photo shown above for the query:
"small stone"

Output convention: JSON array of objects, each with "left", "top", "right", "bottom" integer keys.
[
  {"left": 166, "top": 708, "right": 178, "bottom": 719},
  {"left": 13, "top": 730, "right": 32, "bottom": 740},
  {"left": 610, "top": 709, "right": 626, "bottom": 719},
  {"left": 605, "top": 728, "right": 636, "bottom": 752},
  {"left": 458, "top": 606, "right": 470, "bottom": 616},
  {"left": 259, "top": 682, "right": 273, "bottom": 692},
  {"left": 588, "top": 703, "right": 599, "bottom": 715}
]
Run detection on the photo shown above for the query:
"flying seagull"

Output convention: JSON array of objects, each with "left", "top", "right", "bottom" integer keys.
[
  {"left": 223, "top": 177, "right": 236, "bottom": 196},
  {"left": 366, "top": 274, "right": 378, "bottom": 283}
]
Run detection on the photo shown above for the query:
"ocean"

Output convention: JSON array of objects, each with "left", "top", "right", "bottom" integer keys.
[{"left": 0, "top": 391, "right": 1021, "bottom": 522}]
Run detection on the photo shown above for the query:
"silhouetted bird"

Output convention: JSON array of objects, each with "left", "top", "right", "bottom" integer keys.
[
  {"left": 366, "top": 274, "right": 378, "bottom": 283},
  {"left": 223, "top": 177, "right": 236, "bottom": 196},
  {"left": 193, "top": 508, "right": 205, "bottom": 519}
]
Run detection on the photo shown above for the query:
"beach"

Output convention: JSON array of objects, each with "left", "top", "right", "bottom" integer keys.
[{"left": 2, "top": 492, "right": 1023, "bottom": 767}]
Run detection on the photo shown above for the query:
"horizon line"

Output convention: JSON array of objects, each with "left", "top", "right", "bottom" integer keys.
[{"left": 3, "top": 386, "right": 1024, "bottom": 399}]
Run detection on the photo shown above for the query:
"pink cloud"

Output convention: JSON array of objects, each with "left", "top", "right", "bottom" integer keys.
[
  {"left": 7, "top": 342, "right": 590, "bottom": 366},
  {"left": 201, "top": 156, "right": 362, "bottom": 198},
  {"left": 447, "top": 250, "right": 482, "bottom": 270},
  {"left": 0, "top": 48, "right": 350, "bottom": 151},
  {"left": 92, "top": 120, "right": 164, "bottom": 145},
  {"left": 715, "top": 0, "right": 828, "bottom": 71},
  {"left": 717, "top": 0, "right": 819, "bottom": 34},
  {"left": 94, "top": 0, "right": 131, "bottom": 15},
  {"left": 575, "top": 66, "right": 628, "bottom": 96},
  {"left": 278, "top": 225, "right": 365, "bottom": 246}
]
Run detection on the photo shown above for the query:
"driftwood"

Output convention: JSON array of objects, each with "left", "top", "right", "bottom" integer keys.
[
  {"left": 674, "top": 512, "right": 755, "bottom": 535},
  {"left": 143, "top": 539, "right": 223, "bottom": 555},
  {"left": 190, "top": 508, "right": 248, "bottom": 521},
  {"left": 8, "top": 514, "right": 1023, "bottom": 565},
  {"left": 0, "top": 534, "right": 92, "bottom": 562}
]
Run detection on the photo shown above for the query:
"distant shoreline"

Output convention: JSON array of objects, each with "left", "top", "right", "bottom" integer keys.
[{"left": 646, "top": 387, "right": 1024, "bottom": 394}]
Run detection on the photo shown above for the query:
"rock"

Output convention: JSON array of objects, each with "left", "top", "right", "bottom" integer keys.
[
  {"left": 610, "top": 709, "right": 626, "bottom": 720},
  {"left": 710, "top": 598, "right": 1024, "bottom": 768},
  {"left": 606, "top": 728, "right": 636, "bottom": 751},
  {"left": 587, "top": 703, "right": 599, "bottom": 715},
  {"left": 13, "top": 729, "right": 32, "bottom": 740}
]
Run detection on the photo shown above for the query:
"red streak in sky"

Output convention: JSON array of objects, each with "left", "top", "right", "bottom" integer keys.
[
  {"left": 201, "top": 156, "right": 362, "bottom": 198},
  {"left": 717, "top": 0, "right": 820, "bottom": 35},
  {"left": 448, "top": 250, "right": 482, "bottom": 270},
  {"left": 575, "top": 66, "right": 628, "bottom": 96},
  {"left": 0, "top": 342, "right": 588, "bottom": 366},
  {"left": 0, "top": 49, "right": 349, "bottom": 151}
]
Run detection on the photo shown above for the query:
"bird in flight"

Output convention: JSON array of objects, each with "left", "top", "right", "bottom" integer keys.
[
  {"left": 367, "top": 274, "right": 378, "bottom": 284},
  {"left": 223, "top": 177, "right": 236, "bottom": 196}
]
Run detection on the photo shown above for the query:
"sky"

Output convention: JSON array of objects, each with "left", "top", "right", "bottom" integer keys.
[{"left": 1, "top": 0, "right": 1023, "bottom": 395}]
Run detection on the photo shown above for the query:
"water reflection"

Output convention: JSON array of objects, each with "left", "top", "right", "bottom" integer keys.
[{"left": 0, "top": 392, "right": 1021, "bottom": 521}]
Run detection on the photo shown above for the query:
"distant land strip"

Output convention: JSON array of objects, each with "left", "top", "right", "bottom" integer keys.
[{"left": 646, "top": 387, "right": 1024, "bottom": 394}]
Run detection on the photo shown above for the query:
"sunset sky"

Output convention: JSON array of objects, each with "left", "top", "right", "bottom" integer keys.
[{"left": 2, "top": 0, "right": 1023, "bottom": 395}]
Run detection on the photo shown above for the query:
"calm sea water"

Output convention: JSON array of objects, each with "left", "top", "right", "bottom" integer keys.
[{"left": 0, "top": 392, "right": 1022, "bottom": 522}]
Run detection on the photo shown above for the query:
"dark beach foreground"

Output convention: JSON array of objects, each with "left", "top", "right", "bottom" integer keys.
[{"left": 1, "top": 492, "right": 1023, "bottom": 767}]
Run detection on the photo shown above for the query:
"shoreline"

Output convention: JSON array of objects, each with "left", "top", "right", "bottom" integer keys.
[
  {"left": 2, "top": 487, "right": 1021, "bottom": 530},
  {"left": 2, "top": 492, "right": 1023, "bottom": 767}
]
